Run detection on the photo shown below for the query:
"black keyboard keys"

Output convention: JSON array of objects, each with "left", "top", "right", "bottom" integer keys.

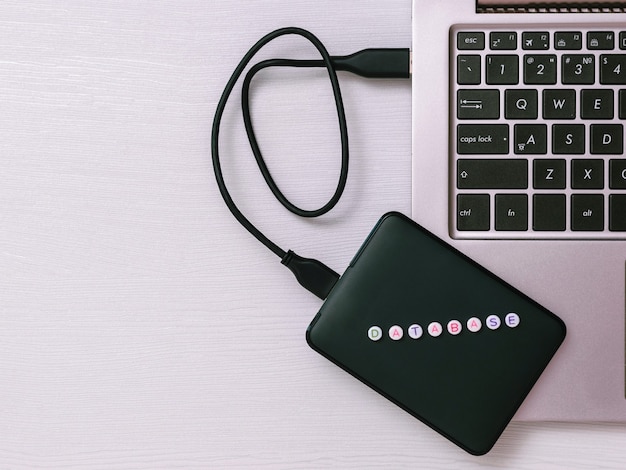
[
  {"left": 457, "top": 194, "right": 490, "bottom": 231},
  {"left": 533, "top": 159, "right": 566, "bottom": 189},
  {"left": 600, "top": 54, "right": 626, "bottom": 84},
  {"left": 457, "top": 124, "right": 509, "bottom": 154},
  {"left": 543, "top": 89, "right": 576, "bottom": 119},
  {"left": 496, "top": 194, "right": 528, "bottom": 231},
  {"left": 457, "top": 55, "right": 481, "bottom": 85},
  {"left": 572, "top": 195, "right": 604, "bottom": 231},
  {"left": 457, "top": 159, "right": 528, "bottom": 189},
  {"left": 571, "top": 159, "right": 604, "bottom": 190},
  {"left": 486, "top": 55, "right": 519, "bottom": 84},
  {"left": 452, "top": 27, "right": 626, "bottom": 237},
  {"left": 533, "top": 194, "right": 566, "bottom": 231},
  {"left": 524, "top": 54, "right": 557, "bottom": 84},
  {"left": 561, "top": 54, "right": 594, "bottom": 84},
  {"left": 457, "top": 90, "right": 499, "bottom": 119},
  {"left": 590, "top": 124, "right": 624, "bottom": 154}
]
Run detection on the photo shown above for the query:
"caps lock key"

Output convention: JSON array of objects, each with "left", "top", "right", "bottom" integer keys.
[{"left": 457, "top": 124, "right": 509, "bottom": 154}]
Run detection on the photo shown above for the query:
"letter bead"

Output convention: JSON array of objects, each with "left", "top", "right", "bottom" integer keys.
[
  {"left": 486, "top": 314, "right": 501, "bottom": 330},
  {"left": 505, "top": 312, "right": 520, "bottom": 328},
  {"left": 389, "top": 325, "right": 404, "bottom": 340},
  {"left": 428, "top": 321, "right": 443, "bottom": 337},
  {"left": 368, "top": 326, "right": 382, "bottom": 341},
  {"left": 447, "top": 319, "right": 462, "bottom": 335},
  {"left": 467, "top": 316, "right": 482, "bottom": 332},
  {"left": 408, "top": 324, "right": 423, "bottom": 339}
]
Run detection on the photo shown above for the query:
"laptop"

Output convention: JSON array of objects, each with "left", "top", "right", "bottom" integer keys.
[{"left": 412, "top": 0, "right": 626, "bottom": 421}]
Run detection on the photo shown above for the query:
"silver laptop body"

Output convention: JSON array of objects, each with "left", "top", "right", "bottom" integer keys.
[{"left": 412, "top": 0, "right": 626, "bottom": 420}]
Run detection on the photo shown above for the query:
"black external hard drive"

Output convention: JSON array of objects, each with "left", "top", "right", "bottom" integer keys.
[{"left": 306, "top": 212, "right": 566, "bottom": 455}]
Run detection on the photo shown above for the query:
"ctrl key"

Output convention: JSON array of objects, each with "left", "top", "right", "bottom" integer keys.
[{"left": 457, "top": 194, "right": 490, "bottom": 231}]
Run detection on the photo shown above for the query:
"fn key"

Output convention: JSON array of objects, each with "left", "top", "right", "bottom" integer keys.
[{"left": 457, "top": 194, "right": 490, "bottom": 231}]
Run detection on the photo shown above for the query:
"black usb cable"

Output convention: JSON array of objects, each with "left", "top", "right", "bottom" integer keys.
[{"left": 212, "top": 27, "right": 410, "bottom": 300}]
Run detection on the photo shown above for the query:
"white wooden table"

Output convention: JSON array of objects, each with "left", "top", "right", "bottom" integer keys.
[{"left": 1, "top": 1, "right": 625, "bottom": 468}]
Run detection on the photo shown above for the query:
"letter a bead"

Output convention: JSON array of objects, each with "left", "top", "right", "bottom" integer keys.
[
  {"left": 467, "top": 316, "right": 482, "bottom": 332},
  {"left": 428, "top": 321, "right": 443, "bottom": 337},
  {"left": 389, "top": 325, "right": 403, "bottom": 340}
]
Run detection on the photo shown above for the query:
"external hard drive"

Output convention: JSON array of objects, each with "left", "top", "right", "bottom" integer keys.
[{"left": 306, "top": 212, "right": 566, "bottom": 455}]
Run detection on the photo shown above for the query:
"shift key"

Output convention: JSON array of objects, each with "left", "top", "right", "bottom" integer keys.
[
  {"left": 457, "top": 159, "right": 528, "bottom": 189},
  {"left": 457, "top": 124, "right": 509, "bottom": 154}
]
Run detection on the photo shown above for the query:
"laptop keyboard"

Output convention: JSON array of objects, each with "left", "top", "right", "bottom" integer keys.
[{"left": 450, "top": 24, "right": 626, "bottom": 239}]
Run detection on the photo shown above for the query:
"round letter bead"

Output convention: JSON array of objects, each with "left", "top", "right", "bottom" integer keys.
[
  {"left": 388, "top": 325, "right": 404, "bottom": 340},
  {"left": 486, "top": 314, "right": 501, "bottom": 330},
  {"left": 466, "top": 316, "right": 482, "bottom": 332},
  {"left": 408, "top": 324, "right": 423, "bottom": 339},
  {"left": 427, "top": 321, "right": 443, "bottom": 337},
  {"left": 447, "top": 319, "right": 462, "bottom": 335},
  {"left": 368, "top": 326, "right": 382, "bottom": 341}
]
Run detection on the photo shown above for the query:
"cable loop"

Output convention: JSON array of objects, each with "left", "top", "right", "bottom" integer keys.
[{"left": 211, "top": 27, "right": 349, "bottom": 258}]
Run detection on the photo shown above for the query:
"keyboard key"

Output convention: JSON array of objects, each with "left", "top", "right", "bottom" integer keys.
[
  {"left": 457, "top": 124, "right": 509, "bottom": 154},
  {"left": 490, "top": 32, "right": 517, "bottom": 50},
  {"left": 609, "top": 194, "right": 626, "bottom": 231},
  {"left": 609, "top": 159, "right": 626, "bottom": 189},
  {"left": 524, "top": 54, "right": 557, "bottom": 84},
  {"left": 457, "top": 194, "right": 490, "bottom": 231},
  {"left": 561, "top": 54, "right": 594, "bottom": 84},
  {"left": 505, "top": 89, "right": 538, "bottom": 119},
  {"left": 543, "top": 89, "right": 576, "bottom": 119},
  {"left": 590, "top": 124, "right": 624, "bottom": 154},
  {"left": 552, "top": 124, "right": 585, "bottom": 154},
  {"left": 533, "top": 159, "right": 566, "bottom": 189},
  {"left": 514, "top": 124, "right": 547, "bottom": 154},
  {"left": 581, "top": 89, "right": 614, "bottom": 119},
  {"left": 588, "top": 31, "right": 615, "bottom": 50},
  {"left": 457, "top": 159, "right": 528, "bottom": 189},
  {"left": 522, "top": 32, "right": 549, "bottom": 50},
  {"left": 457, "top": 55, "right": 481, "bottom": 84},
  {"left": 555, "top": 32, "right": 582, "bottom": 50},
  {"left": 571, "top": 159, "right": 604, "bottom": 190},
  {"left": 486, "top": 55, "right": 519, "bottom": 84},
  {"left": 600, "top": 55, "right": 626, "bottom": 84},
  {"left": 495, "top": 194, "right": 528, "bottom": 231},
  {"left": 457, "top": 89, "right": 499, "bottom": 119},
  {"left": 571, "top": 194, "right": 604, "bottom": 231},
  {"left": 458, "top": 32, "right": 485, "bottom": 50},
  {"left": 533, "top": 194, "right": 566, "bottom": 231}
]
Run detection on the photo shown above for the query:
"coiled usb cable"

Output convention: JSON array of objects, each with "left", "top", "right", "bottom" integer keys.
[{"left": 212, "top": 27, "right": 410, "bottom": 299}]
